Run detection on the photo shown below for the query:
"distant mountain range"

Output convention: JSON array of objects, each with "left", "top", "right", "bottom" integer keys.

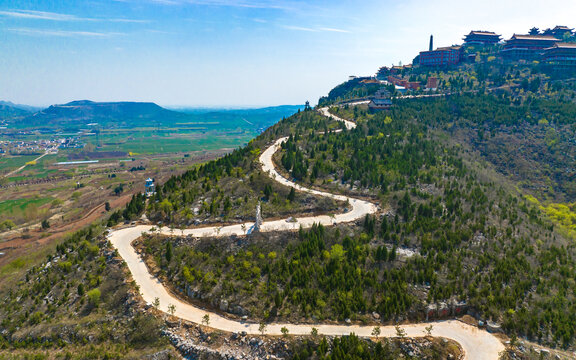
[
  {"left": 0, "top": 101, "right": 41, "bottom": 120},
  {"left": 0, "top": 100, "right": 303, "bottom": 132},
  {"left": 9, "top": 100, "right": 189, "bottom": 129},
  {"left": 177, "top": 105, "right": 304, "bottom": 132},
  {"left": 0, "top": 101, "right": 41, "bottom": 113}
]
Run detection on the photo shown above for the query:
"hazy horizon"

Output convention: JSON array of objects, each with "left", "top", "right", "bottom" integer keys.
[
  {"left": 1, "top": 99, "right": 304, "bottom": 110},
  {"left": 1, "top": 0, "right": 576, "bottom": 107}
]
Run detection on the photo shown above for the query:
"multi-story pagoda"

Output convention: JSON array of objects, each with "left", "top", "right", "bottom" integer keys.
[
  {"left": 543, "top": 25, "right": 574, "bottom": 39},
  {"left": 542, "top": 42, "right": 576, "bottom": 70},
  {"left": 463, "top": 31, "right": 501, "bottom": 46},
  {"left": 501, "top": 34, "right": 559, "bottom": 60}
]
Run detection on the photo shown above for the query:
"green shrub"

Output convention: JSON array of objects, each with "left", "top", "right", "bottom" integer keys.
[{"left": 87, "top": 288, "right": 101, "bottom": 307}]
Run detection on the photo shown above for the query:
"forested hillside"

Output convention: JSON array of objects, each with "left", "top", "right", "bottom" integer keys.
[{"left": 141, "top": 95, "right": 576, "bottom": 349}]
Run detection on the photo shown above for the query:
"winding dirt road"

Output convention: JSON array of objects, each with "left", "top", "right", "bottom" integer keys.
[{"left": 108, "top": 107, "right": 505, "bottom": 359}]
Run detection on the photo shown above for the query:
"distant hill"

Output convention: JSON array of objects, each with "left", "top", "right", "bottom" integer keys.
[
  {"left": 176, "top": 105, "right": 303, "bottom": 133},
  {"left": 10, "top": 101, "right": 302, "bottom": 131},
  {"left": 0, "top": 101, "right": 39, "bottom": 120},
  {"left": 0, "top": 101, "right": 41, "bottom": 113},
  {"left": 13, "top": 100, "right": 191, "bottom": 129}
]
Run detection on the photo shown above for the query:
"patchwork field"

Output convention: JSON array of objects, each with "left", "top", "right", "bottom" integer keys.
[{"left": 0, "top": 105, "right": 300, "bottom": 290}]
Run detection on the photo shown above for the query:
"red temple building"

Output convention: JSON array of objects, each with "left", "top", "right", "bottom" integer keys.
[
  {"left": 542, "top": 42, "right": 576, "bottom": 70},
  {"left": 501, "top": 34, "right": 559, "bottom": 60},
  {"left": 426, "top": 77, "right": 439, "bottom": 90},
  {"left": 419, "top": 46, "right": 464, "bottom": 67},
  {"left": 387, "top": 76, "right": 421, "bottom": 90},
  {"left": 463, "top": 31, "right": 501, "bottom": 46}
]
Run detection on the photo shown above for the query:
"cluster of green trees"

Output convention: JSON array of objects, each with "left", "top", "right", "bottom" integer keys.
[
  {"left": 292, "top": 333, "right": 456, "bottom": 360},
  {"left": 277, "top": 114, "right": 454, "bottom": 190},
  {"left": 144, "top": 223, "right": 412, "bottom": 322},
  {"left": 0, "top": 219, "right": 15, "bottom": 231},
  {"left": 106, "top": 192, "right": 146, "bottom": 226}
]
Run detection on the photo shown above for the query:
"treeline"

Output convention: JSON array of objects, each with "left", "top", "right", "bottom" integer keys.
[
  {"left": 107, "top": 192, "right": 146, "bottom": 226},
  {"left": 292, "top": 333, "right": 457, "bottom": 359},
  {"left": 318, "top": 78, "right": 382, "bottom": 106},
  {"left": 397, "top": 93, "right": 576, "bottom": 127}
]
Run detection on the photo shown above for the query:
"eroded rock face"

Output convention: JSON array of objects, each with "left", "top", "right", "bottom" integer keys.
[
  {"left": 162, "top": 328, "right": 287, "bottom": 360},
  {"left": 143, "top": 349, "right": 174, "bottom": 360},
  {"left": 220, "top": 299, "right": 229, "bottom": 312}
]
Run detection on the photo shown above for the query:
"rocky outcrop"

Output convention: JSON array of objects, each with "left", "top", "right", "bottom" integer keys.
[{"left": 162, "top": 329, "right": 286, "bottom": 360}]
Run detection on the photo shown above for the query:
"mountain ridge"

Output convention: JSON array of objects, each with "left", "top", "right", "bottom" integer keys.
[{"left": 13, "top": 100, "right": 191, "bottom": 129}]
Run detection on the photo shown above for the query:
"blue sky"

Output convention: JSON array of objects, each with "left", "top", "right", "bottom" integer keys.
[{"left": 0, "top": 0, "right": 575, "bottom": 107}]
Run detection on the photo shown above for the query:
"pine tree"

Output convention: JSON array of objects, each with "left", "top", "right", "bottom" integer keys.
[{"left": 287, "top": 187, "right": 296, "bottom": 202}]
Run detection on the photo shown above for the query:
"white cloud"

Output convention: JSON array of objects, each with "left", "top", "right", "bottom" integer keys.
[
  {"left": 281, "top": 25, "right": 351, "bottom": 33},
  {"left": 281, "top": 25, "right": 316, "bottom": 32},
  {"left": 0, "top": 10, "right": 87, "bottom": 21},
  {"left": 0, "top": 9, "right": 149, "bottom": 23},
  {"left": 109, "top": 18, "right": 151, "bottom": 23},
  {"left": 145, "top": 0, "right": 297, "bottom": 11},
  {"left": 8, "top": 27, "right": 123, "bottom": 37},
  {"left": 318, "top": 27, "right": 350, "bottom": 33}
]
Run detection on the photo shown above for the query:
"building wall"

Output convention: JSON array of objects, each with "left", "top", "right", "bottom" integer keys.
[
  {"left": 543, "top": 48, "right": 576, "bottom": 69},
  {"left": 426, "top": 77, "right": 438, "bottom": 89},
  {"left": 419, "top": 47, "right": 463, "bottom": 66},
  {"left": 464, "top": 35, "right": 500, "bottom": 45}
]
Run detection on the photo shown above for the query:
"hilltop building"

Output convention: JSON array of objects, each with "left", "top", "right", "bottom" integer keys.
[
  {"left": 544, "top": 25, "right": 574, "bottom": 39},
  {"left": 387, "top": 76, "right": 421, "bottom": 90},
  {"left": 542, "top": 42, "right": 576, "bottom": 70},
  {"left": 426, "top": 77, "right": 439, "bottom": 90},
  {"left": 501, "top": 34, "right": 559, "bottom": 60},
  {"left": 368, "top": 89, "right": 392, "bottom": 111},
  {"left": 463, "top": 31, "right": 501, "bottom": 46},
  {"left": 390, "top": 65, "right": 411, "bottom": 74},
  {"left": 360, "top": 78, "right": 381, "bottom": 84},
  {"left": 376, "top": 66, "right": 390, "bottom": 80},
  {"left": 419, "top": 45, "right": 464, "bottom": 67},
  {"left": 415, "top": 34, "right": 464, "bottom": 67}
]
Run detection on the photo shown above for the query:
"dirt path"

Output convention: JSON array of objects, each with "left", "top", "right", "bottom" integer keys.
[
  {"left": 108, "top": 108, "right": 505, "bottom": 359},
  {"left": 3, "top": 151, "right": 50, "bottom": 178}
]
